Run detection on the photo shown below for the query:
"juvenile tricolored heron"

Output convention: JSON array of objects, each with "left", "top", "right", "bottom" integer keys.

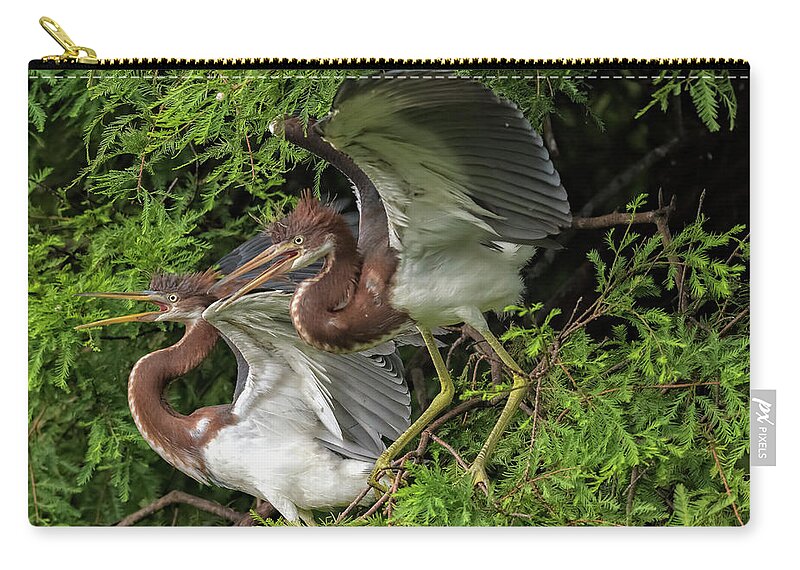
[
  {"left": 76, "top": 267, "right": 411, "bottom": 524},
  {"left": 216, "top": 72, "right": 572, "bottom": 489}
]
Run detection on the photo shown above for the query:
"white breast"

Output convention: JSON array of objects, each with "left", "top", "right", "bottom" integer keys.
[
  {"left": 201, "top": 359, "right": 373, "bottom": 522},
  {"left": 391, "top": 240, "right": 533, "bottom": 327}
]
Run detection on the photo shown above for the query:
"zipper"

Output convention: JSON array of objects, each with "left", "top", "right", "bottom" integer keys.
[
  {"left": 38, "top": 17, "right": 98, "bottom": 65},
  {"left": 32, "top": 16, "right": 749, "bottom": 70}
]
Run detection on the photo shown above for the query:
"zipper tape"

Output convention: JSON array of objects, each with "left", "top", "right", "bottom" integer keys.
[{"left": 29, "top": 57, "right": 750, "bottom": 71}]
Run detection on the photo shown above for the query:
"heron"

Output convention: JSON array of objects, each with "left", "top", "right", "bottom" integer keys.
[
  {"left": 75, "top": 266, "right": 411, "bottom": 524},
  {"left": 214, "top": 72, "right": 572, "bottom": 489}
]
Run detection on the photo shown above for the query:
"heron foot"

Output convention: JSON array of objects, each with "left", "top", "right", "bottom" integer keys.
[
  {"left": 466, "top": 460, "right": 490, "bottom": 492},
  {"left": 368, "top": 456, "right": 391, "bottom": 496}
]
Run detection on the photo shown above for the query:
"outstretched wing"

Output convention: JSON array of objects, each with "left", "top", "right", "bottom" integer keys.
[
  {"left": 316, "top": 71, "right": 571, "bottom": 249},
  {"left": 203, "top": 292, "right": 410, "bottom": 461},
  {"left": 307, "top": 348, "right": 410, "bottom": 458}
]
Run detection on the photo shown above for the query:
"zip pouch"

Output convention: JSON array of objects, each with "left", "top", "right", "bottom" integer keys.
[{"left": 28, "top": 16, "right": 750, "bottom": 527}]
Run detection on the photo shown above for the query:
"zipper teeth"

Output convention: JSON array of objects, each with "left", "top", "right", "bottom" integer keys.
[{"left": 85, "top": 57, "right": 747, "bottom": 68}]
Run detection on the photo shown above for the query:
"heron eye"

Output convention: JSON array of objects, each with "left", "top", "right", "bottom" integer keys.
[
  {"left": 167, "top": 294, "right": 178, "bottom": 303},
  {"left": 293, "top": 235, "right": 304, "bottom": 245}
]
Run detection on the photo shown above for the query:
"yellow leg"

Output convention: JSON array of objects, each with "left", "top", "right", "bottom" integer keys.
[
  {"left": 368, "top": 326, "right": 455, "bottom": 492},
  {"left": 467, "top": 328, "right": 528, "bottom": 488}
]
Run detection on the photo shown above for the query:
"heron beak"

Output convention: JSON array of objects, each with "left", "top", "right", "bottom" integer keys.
[
  {"left": 212, "top": 243, "right": 299, "bottom": 309},
  {"left": 74, "top": 291, "right": 166, "bottom": 330}
]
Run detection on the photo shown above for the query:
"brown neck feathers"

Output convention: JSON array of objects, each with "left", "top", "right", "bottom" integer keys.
[
  {"left": 290, "top": 227, "right": 409, "bottom": 353},
  {"left": 127, "top": 319, "right": 220, "bottom": 481}
]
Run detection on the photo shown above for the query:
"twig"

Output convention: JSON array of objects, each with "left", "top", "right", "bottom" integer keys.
[
  {"left": 471, "top": 353, "right": 491, "bottom": 388},
  {"left": 571, "top": 194, "right": 676, "bottom": 230},
  {"left": 429, "top": 433, "right": 470, "bottom": 470},
  {"left": 625, "top": 465, "right": 645, "bottom": 522},
  {"left": 719, "top": 306, "right": 749, "bottom": 336},
  {"left": 462, "top": 324, "right": 504, "bottom": 385},
  {"left": 557, "top": 360, "right": 580, "bottom": 391},
  {"left": 652, "top": 191, "right": 687, "bottom": 312},
  {"left": 564, "top": 296, "right": 584, "bottom": 329},
  {"left": 384, "top": 469, "right": 405, "bottom": 522},
  {"left": 136, "top": 152, "right": 146, "bottom": 193},
  {"left": 724, "top": 231, "right": 750, "bottom": 266},
  {"left": 357, "top": 488, "right": 392, "bottom": 521},
  {"left": 166, "top": 177, "right": 179, "bottom": 195},
  {"left": 28, "top": 407, "right": 47, "bottom": 438},
  {"left": 709, "top": 442, "right": 745, "bottom": 526},
  {"left": 695, "top": 188, "right": 707, "bottom": 220},
  {"left": 518, "top": 401, "right": 536, "bottom": 418},
  {"left": 244, "top": 130, "right": 256, "bottom": 181},
  {"left": 335, "top": 486, "right": 372, "bottom": 525},
  {"left": 656, "top": 488, "right": 675, "bottom": 512},
  {"left": 445, "top": 329, "right": 468, "bottom": 369},
  {"left": 427, "top": 396, "right": 491, "bottom": 434},
  {"left": 29, "top": 462, "right": 40, "bottom": 523},
  {"left": 115, "top": 490, "right": 246, "bottom": 526}
]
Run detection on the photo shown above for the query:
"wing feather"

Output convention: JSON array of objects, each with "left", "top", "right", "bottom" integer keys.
[
  {"left": 204, "top": 292, "right": 411, "bottom": 461},
  {"left": 317, "top": 72, "right": 571, "bottom": 247}
]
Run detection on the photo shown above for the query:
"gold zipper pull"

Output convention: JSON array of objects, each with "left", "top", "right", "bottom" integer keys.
[{"left": 39, "top": 16, "right": 98, "bottom": 64}]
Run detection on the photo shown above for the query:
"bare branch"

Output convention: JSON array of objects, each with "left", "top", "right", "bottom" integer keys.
[
  {"left": 115, "top": 490, "right": 247, "bottom": 526},
  {"left": 462, "top": 324, "right": 503, "bottom": 385},
  {"left": 429, "top": 433, "right": 470, "bottom": 471},
  {"left": 719, "top": 306, "right": 749, "bottom": 336},
  {"left": 571, "top": 195, "right": 676, "bottom": 230}
]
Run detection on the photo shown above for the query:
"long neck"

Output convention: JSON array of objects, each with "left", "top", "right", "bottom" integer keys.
[
  {"left": 292, "top": 237, "right": 362, "bottom": 322},
  {"left": 127, "top": 319, "right": 220, "bottom": 483},
  {"left": 290, "top": 232, "right": 409, "bottom": 353},
  {"left": 280, "top": 116, "right": 389, "bottom": 252}
]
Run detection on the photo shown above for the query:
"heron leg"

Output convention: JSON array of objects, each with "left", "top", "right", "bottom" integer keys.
[
  {"left": 368, "top": 326, "right": 455, "bottom": 492},
  {"left": 297, "top": 510, "right": 318, "bottom": 526},
  {"left": 467, "top": 327, "right": 528, "bottom": 488}
]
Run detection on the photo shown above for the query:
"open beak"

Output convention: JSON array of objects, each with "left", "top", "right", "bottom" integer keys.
[
  {"left": 212, "top": 243, "right": 299, "bottom": 309},
  {"left": 74, "top": 291, "right": 166, "bottom": 330}
]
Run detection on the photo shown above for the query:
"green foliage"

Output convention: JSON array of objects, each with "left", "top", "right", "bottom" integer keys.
[
  {"left": 28, "top": 69, "right": 353, "bottom": 525},
  {"left": 28, "top": 68, "right": 748, "bottom": 526},
  {"left": 472, "top": 69, "right": 604, "bottom": 132},
  {"left": 373, "top": 203, "right": 749, "bottom": 527},
  {"left": 636, "top": 70, "right": 738, "bottom": 132}
]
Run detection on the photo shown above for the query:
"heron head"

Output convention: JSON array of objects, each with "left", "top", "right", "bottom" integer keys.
[
  {"left": 75, "top": 270, "right": 220, "bottom": 330},
  {"left": 210, "top": 191, "right": 352, "bottom": 305}
]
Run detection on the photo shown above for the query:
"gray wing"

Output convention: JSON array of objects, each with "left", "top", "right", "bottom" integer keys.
[
  {"left": 317, "top": 350, "right": 410, "bottom": 461},
  {"left": 312, "top": 349, "right": 410, "bottom": 459},
  {"left": 316, "top": 70, "right": 571, "bottom": 245},
  {"left": 204, "top": 292, "right": 411, "bottom": 462}
]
